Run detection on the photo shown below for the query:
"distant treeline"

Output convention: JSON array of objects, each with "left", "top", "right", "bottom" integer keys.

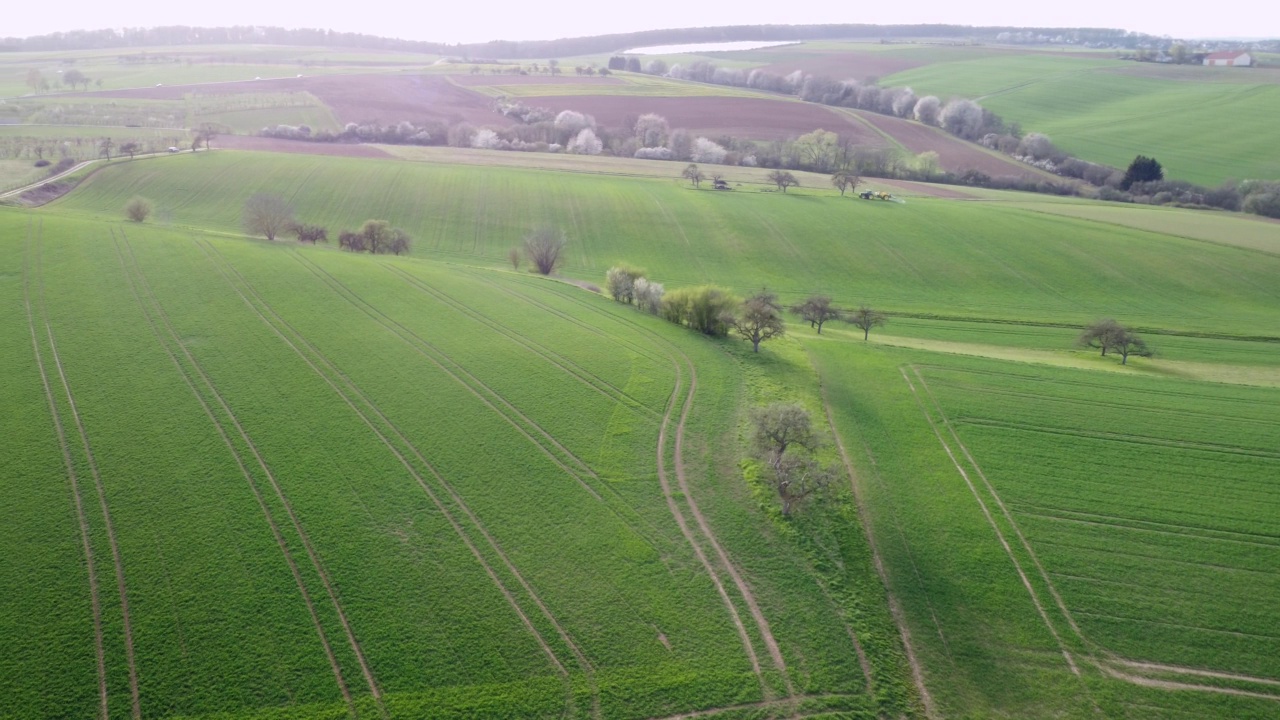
[{"left": 2, "top": 23, "right": 1149, "bottom": 56}]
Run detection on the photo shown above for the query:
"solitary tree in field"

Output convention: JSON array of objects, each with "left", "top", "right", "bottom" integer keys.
[
  {"left": 1121, "top": 155, "right": 1163, "bottom": 191},
  {"left": 1111, "top": 327, "right": 1153, "bottom": 365},
  {"left": 830, "top": 169, "right": 860, "bottom": 197},
  {"left": 846, "top": 305, "right": 886, "bottom": 340},
  {"left": 63, "top": 69, "right": 87, "bottom": 90},
  {"left": 682, "top": 163, "right": 704, "bottom": 188},
  {"left": 124, "top": 196, "right": 152, "bottom": 223},
  {"left": 749, "top": 403, "right": 834, "bottom": 516},
  {"left": 767, "top": 169, "right": 799, "bottom": 193},
  {"left": 790, "top": 295, "right": 841, "bottom": 333},
  {"left": 119, "top": 141, "right": 140, "bottom": 160},
  {"left": 523, "top": 226, "right": 567, "bottom": 275},
  {"left": 723, "top": 290, "right": 786, "bottom": 353},
  {"left": 242, "top": 192, "right": 295, "bottom": 241},
  {"left": 507, "top": 247, "right": 522, "bottom": 271},
  {"left": 1077, "top": 318, "right": 1123, "bottom": 356},
  {"left": 98, "top": 137, "right": 114, "bottom": 160}
]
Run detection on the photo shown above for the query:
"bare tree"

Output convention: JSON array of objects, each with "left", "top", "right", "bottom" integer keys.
[
  {"left": 681, "top": 163, "right": 704, "bottom": 188},
  {"left": 293, "top": 223, "right": 328, "bottom": 244},
  {"left": 63, "top": 69, "right": 87, "bottom": 90},
  {"left": 846, "top": 306, "right": 886, "bottom": 340},
  {"left": 26, "top": 69, "right": 44, "bottom": 93},
  {"left": 790, "top": 295, "right": 841, "bottom": 333},
  {"left": 98, "top": 137, "right": 114, "bottom": 160},
  {"left": 124, "top": 196, "right": 152, "bottom": 222},
  {"left": 338, "top": 230, "right": 367, "bottom": 252},
  {"left": 387, "top": 228, "right": 411, "bottom": 255},
  {"left": 749, "top": 403, "right": 834, "bottom": 516},
  {"left": 1112, "top": 327, "right": 1152, "bottom": 365},
  {"left": 507, "top": 247, "right": 522, "bottom": 271},
  {"left": 767, "top": 170, "right": 799, "bottom": 193},
  {"left": 1077, "top": 318, "right": 1124, "bottom": 356},
  {"left": 119, "top": 141, "right": 140, "bottom": 160},
  {"left": 523, "top": 226, "right": 566, "bottom": 275},
  {"left": 723, "top": 290, "right": 786, "bottom": 352},
  {"left": 242, "top": 192, "right": 295, "bottom": 241},
  {"left": 197, "top": 122, "right": 220, "bottom": 150},
  {"left": 830, "top": 170, "right": 860, "bottom": 197}
]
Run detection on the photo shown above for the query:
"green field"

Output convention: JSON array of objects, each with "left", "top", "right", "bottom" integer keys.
[
  {"left": 3, "top": 131, "right": 1279, "bottom": 720},
  {"left": 880, "top": 55, "right": 1280, "bottom": 185},
  {"left": 47, "top": 150, "right": 1280, "bottom": 337}
]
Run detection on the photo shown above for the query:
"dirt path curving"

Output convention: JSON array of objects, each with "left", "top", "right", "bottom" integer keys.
[
  {"left": 109, "top": 232, "right": 358, "bottom": 717},
  {"left": 669, "top": 354, "right": 794, "bottom": 696},
  {"left": 23, "top": 224, "right": 110, "bottom": 720}
]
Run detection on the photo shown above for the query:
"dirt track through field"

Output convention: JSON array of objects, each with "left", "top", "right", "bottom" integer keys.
[
  {"left": 33, "top": 231, "right": 142, "bottom": 720},
  {"left": 109, "top": 233, "right": 358, "bottom": 717},
  {"left": 117, "top": 233, "right": 386, "bottom": 717},
  {"left": 814, "top": 370, "right": 936, "bottom": 718},
  {"left": 907, "top": 364, "right": 1280, "bottom": 701},
  {"left": 385, "top": 265, "right": 660, "bottom": 420},
  {"left": 202, "top": 244, "right": 599, "bottom": 717},
  {"left": 491, "top": 273, "right": 799, "bottom": 696},
  {"left": 23, "top": 224, "right": 110, "bottom": 720}
]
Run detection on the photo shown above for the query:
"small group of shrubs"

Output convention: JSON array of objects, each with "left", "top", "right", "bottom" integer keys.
[{"left": 337, "top": 220, "right": 411, "bottom": 255}]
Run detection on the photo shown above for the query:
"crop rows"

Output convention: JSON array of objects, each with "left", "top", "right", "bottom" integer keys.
[{"left": 910, "top": 361, "right": 1280, "bottom": 696}]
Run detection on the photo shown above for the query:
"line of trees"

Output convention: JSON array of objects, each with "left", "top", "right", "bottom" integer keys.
[
  {"left": 791, "top": 295, "right": 887, "bottom": 340},
  {"left": 240, "top": 193, "right": 411, "bottom": 254}
]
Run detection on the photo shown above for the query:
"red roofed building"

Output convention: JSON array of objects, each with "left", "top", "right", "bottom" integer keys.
[{"left": 1204, "top": 51, "right": 1253, "bottom": 67}]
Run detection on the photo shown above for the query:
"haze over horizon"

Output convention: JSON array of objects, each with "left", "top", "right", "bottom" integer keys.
[{"left": 4, "top": 0, "right": 1276, "bottom": 46}]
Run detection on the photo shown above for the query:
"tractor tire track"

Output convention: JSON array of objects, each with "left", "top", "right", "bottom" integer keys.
[
  {"left": 814, "top": 370, "right": 935, "bottom": 718},
  {"left": 108, "top": 233, "right": 358, "bottom": 718},
  {"left": 901, "top": 367, "right": 1089, "bottom": 682},
  {"left": 496, "top": 273, "right": 796, "bottom": 694},
  {"left": 292, "top": 253, "right": 607, "bottom": 501},
  {"left": 115, "top": 233, "right": 386, "bottom": 717},
  {"left": 670, "top": 353, "right": 794, "bottom": 696},
  {"left": 23, "top": 224, "right": 110, "bottom": 720},
  {"left": 198, "top": 242, "right": 598, "bottom": 718},
  {"left": 385, "top": 264, "right": 660, "bottom": 421},
  {"left": 34, "top": 231, "right": 142, "bottom": 720}
]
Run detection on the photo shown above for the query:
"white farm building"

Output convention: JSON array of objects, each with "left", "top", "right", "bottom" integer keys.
[{"left": 1204, "top": 51, "right": 1253, "bottom": 67}]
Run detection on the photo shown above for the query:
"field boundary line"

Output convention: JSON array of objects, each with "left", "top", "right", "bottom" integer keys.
[
  {"left": 108, "top": 232, "right": 358, "bottom": 717},
  {"left": 910, "top": 365, "right": 1280, "bottom": 699},
  {"left": 1016, "top": 508, "right": 1280, "bottom": 550},
  {"left": 35, "top": 231, "right": 142, "bottom": 720},
  {"left": 117, "top": 232, "right": 386, "bottom": 717},
  {"left": 23, "top": 223, "right": 109, "bottom": 720},
  {"left": 958, "top": 418, "right": 1280, "bottom": 460},
  {"left": 200, "top": 242, "right": 596, "bottom": 717},
  {"left": 813, "top": 367, "right": 936, "bottom": 718},
  {"left": 499, "top": 273, "right": 798, "bottom": 696},
  {"left": 384, "top": 264, "right": 660, "bottom": 420}
]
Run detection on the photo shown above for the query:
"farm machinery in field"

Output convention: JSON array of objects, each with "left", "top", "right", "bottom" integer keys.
[{"left": 859, "top": 189, "right": 904, "bottom": 203}]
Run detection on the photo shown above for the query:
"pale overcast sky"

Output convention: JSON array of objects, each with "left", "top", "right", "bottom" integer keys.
[{"left": 5, "top": 0, "right": 1275, "bottom": 43}]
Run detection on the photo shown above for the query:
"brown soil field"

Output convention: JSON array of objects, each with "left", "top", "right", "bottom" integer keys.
[
  {"left": 849, "top": 110, "right": 1042, "bottom": 178},
  {"left": 93, "top": 74, "right": 506, "bottom": 127},
  {"left": 531, "top": 95, "right": 890, "bottom": 144},
  {"left": 448, "top": 74, "right": 626, "bottom": 87},
  {"left": 218, "top": 135, "right": 393, "bottom": 157}
]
